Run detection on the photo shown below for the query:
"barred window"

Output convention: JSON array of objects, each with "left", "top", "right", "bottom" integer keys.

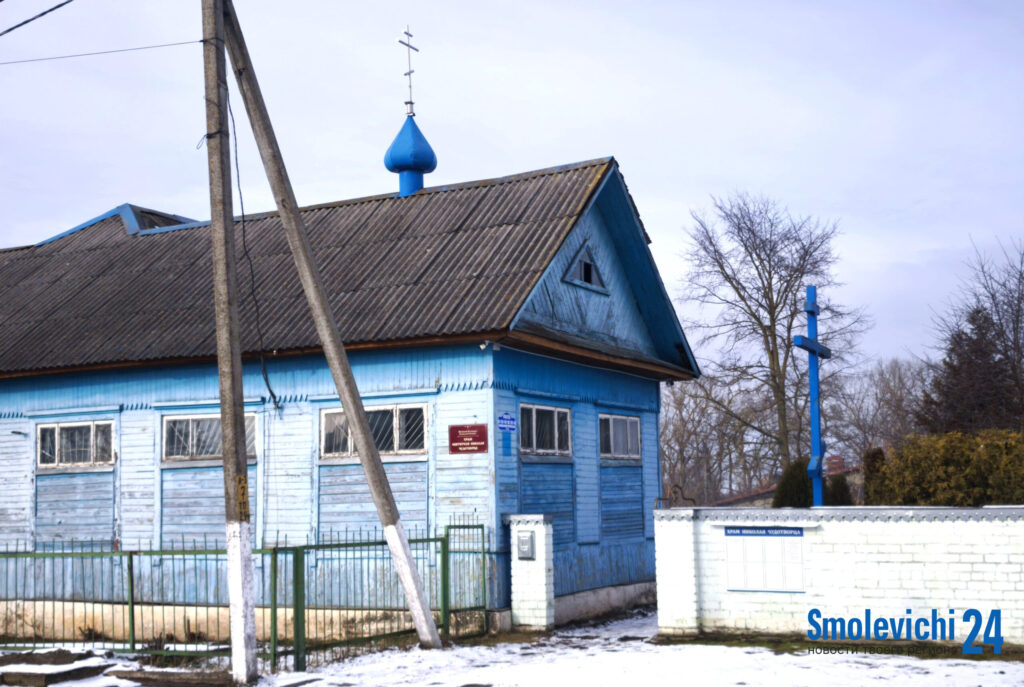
[
  {"left": 163, "top": 414, "right": 256, "bottom": 461},
  {"left": 321, "top": 405, "right": 426, "bottom": 458},
  {"left": 519, "top": 404, "right": 571, "bottom": 456},
  {"left": 37, "top": 421, "right": 114, "bottom": 468}
]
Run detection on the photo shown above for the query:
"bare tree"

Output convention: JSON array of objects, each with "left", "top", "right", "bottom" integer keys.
[
  {"left": 661, "top": 373, "right": 780, "bottom": 504},
  {"left": 684, "top": 194, "right": 868, "bottom": 472},
  {"left": 828, "top": 357, "right": 928, "bottom": 458}
]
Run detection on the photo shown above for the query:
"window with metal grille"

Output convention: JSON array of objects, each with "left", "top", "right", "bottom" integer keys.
[
  {"left": 37, "top": 421, "right": 115, "bottom": 468},
  {"left": 599, "top": 413, "right": 641, "bottom": 460},
  {"left": 321, "top": 404, "right": 427, "bottom": 459},
  {"left": 162, "top": 414, "right": 256, "bottom": 461},
  {"left": 519, "top": 403, "right": 572, "bottom": 456}
]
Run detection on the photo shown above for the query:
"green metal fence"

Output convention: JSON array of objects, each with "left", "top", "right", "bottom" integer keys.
[{"left": 0, "top": 522, "right": 487, "bottom": 672}]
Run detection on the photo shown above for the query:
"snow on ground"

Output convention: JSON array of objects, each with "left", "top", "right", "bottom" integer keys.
[
  {"left": 7, "top": 610, "right": 1022, "bottom": 686},
  {"left": 263, "top": 609, "right": 1024, "bottom": 687},
  {"left": 0, "top": 655, "right": 110, "bottom": 674}
]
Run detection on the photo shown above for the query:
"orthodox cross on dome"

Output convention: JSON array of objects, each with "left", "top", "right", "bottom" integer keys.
[
  {"left": 793, "top": 285, "right": 833, "bottom": 507},
  {"left": 397, "top": 25, "right": 419, "bottom": 117}
]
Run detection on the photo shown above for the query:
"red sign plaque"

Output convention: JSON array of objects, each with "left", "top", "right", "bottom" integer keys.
[{"left": 449, "top": 424, "right": 488, "bottom": 454}]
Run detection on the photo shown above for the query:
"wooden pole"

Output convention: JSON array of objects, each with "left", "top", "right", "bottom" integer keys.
[
  {"left": 220, "top": 0, "right": 442, "bottom": 649},
  {"left": 201, "top": 0, "right": 258, "bottom": 681}
]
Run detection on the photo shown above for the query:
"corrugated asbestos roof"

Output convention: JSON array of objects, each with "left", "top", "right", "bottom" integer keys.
[{"left": 0, "top": 158, "right": 613, "bottom": 375}]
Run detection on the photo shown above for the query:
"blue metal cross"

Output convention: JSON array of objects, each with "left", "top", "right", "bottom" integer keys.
[{"left": 793, "top": 285, "right": 832, "bottom": 506}]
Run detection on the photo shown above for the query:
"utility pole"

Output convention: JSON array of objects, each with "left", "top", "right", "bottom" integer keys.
[
  {"left": 220, "top": 0, "right": 442, "bottom": 649},
  {"left": 201, "top": 0, "right": 257, "bottom": 682},
  {"left": 794, "top": 285, "right": 832, "bottom": 507}
]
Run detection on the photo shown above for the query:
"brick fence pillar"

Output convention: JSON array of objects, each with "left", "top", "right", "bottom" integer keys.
[
  {"left": 654, "top": 508, "right": 700, "bottom": 634},
  {"left": 508, "top": 514, "right": 554, "bottom": 630}
]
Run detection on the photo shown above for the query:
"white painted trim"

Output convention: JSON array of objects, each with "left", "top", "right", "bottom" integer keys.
[
  {"left": 318, "top": 403, "right": 429, "bottom": 461},
  {"left": 318, "top": 454, "right": 427, "bottom": 465},
  {"left": 160, "top": 458, "right": 258, "bottom": 470},
  {"left": 26, "top": 405, "right": 120, "bottom": 418},
  {"left": 33, "top": 465, "right": 115, "bottom": 475},
  {"left": 160, "top": 412, "right": 258, "bottom": 462},
  {"left": 309, "top": 387, "right": 440, "bottom": 402},
  {"left": 35, "top": 420, "right": 115, "bottom": 469},
  {"left": 153, "top": 398, "right": 263, "bottom": 410},
  {"left": 597, "top": 412, "right": 641, "bottom": 460},
  {"left": 517, "top": 403, "right": 572, "bottom": 457}
]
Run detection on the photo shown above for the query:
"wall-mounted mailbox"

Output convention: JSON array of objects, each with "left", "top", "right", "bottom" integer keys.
[{"left": 517, "top": 531, "right": 535, "bottom": 560}]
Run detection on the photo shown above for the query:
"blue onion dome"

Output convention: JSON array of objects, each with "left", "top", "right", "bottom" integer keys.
[{"left": 384, "top": 116, "right": 437, "bottom": 174}]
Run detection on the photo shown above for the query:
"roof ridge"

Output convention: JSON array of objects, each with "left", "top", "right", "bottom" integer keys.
[
  {"left": 106, "top": 157, "right": 618, "bottom": 237},
  {"left": 21, "top": 158, "right": 616, "bottom": 246},
  {"left": 268, "top": 156, "right": 616, "bottom": 218}
]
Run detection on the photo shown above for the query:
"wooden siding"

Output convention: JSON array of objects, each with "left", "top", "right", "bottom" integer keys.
[
  {"left": 641, "top": 409, "right": 660, "bottom": 538},
  {"left": 160, "top": 465, "right": 257, "bottom": 548},
  {"left": 600, "top": 465, "right": 643, "bottom": 540},
  {"left": 433, "top": 388, "right": 494, "bottom": 530},
  {"left": 572, "top": 404, "right": 600, "bottom": 544},
  {"left": 318, "top": 462, "right": 428, "bottom": 535},
  {"left": 514, "top": 206, "right": 658, "bottom": 359},
  {"left": 262, "top": 403, "right": 315, "bottom": 545},
  {"left": 494, "top": 348, "right": 659, "bottom": 596},
  {"left": 520, "top": 463, "right": 575, "bottom": 546},
  {"left": 554, "top": 539, "right": 655, "bottom": 597},
  {"left": 0, "top": 419, "right": 32, "bottom": 545},
  {"left": 35, "top": 471, "right": 115, "bottom": 546},
  {"left": 119, "top": 410, "right": 156, "bottom": 547},
  {"left": 0, "top": 312, "right": 663, "bottom": 602},
  {"left": 0, "top": 345, "right": 492, "bottom": 414},
  {"left": 493, "top": 389, "right": 519, "bottom": 551}
]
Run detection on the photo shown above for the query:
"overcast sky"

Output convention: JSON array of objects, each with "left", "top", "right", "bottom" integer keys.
[{"left": 1, "top": 1, "right": 1020, "bottom": 363}]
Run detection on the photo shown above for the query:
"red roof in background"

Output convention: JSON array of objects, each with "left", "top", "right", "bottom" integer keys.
[{"left": 710, "top": 464, "right": 860, "bottom": 506}]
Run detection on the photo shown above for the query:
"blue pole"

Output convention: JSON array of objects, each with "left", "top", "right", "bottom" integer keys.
[
  {"left": 794, "top": 285, "right": 832, "bottom": 507},
  {"left": 807, "top": 286, "right": 822, "bottom": 506}
]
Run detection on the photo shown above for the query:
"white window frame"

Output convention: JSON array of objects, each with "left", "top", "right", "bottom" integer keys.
[
  {"left": 162, "top": 413, "right": 257, "bottom": 462},
  {"left": 519, "top": 403, "right": 572, "bottom": 457},
  {"left": 36, "top": 420, "right": 115, "bottom": 468},
  {"left": 319, "top": 404, "right": 429, "bottom": 463},
  {"left": 599, "top": 413, "right": 641, "bottom": 461}
]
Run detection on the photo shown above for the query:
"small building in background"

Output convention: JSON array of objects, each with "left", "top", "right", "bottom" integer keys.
[{"left": 712, "top": 458, "right": 864, "bottom": 508}]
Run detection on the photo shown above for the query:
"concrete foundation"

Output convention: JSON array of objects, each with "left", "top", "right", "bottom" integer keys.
[
  {"left": 554, "top": 581, "right": 655, "bottom": 625},
  {"left": 0, "top": 601, "right": 471, "bottom": 645}
]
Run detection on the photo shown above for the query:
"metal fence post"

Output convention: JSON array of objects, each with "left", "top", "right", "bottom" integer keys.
[
  {"left": 270, "top": 549, "right": 278, "bottom": 672},
  {"left": 292, "top": 547, "right": 306, "bottom": 672},
  {"left": 127, "top": 552, "right": 136, "bottom": 652},
  {"left": 478, "top": 525, "right": 486, "bottom": 611},
  {"left": 440, "top": 527, "right": 450, "bottom": 637}
]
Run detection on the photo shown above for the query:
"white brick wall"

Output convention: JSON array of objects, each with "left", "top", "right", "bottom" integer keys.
[
  {"left": 509, "top": 514, "right": 555, "bottom": 630},
  {"left": 656, "top": 507, "right": 1024, "bottom": 643}
]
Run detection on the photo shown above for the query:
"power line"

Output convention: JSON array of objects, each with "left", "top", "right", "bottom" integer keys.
[
  {"left": 228, "top": 97, "right": 279, "bottom": 410},
  {"left": 0, "top": 39, "right": 202, "bottom": 66},
  {"left": 0, "top": 0, "right": 75, "bottom": 38}
]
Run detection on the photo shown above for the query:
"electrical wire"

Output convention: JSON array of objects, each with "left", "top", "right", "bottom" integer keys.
[
  {"left": 0, "top": 0, "right": 75, "bottom": 38},
  {"left": 0, "top": 39, "right": 202, "bottom": 66},
  {"left": 227, "top": 97, "right": 280, "bottom": 409}
]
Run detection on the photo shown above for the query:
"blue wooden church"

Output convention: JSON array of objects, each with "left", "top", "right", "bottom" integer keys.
[{"left": 0, "top": 119, "right": 697, "bottom": 610}]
